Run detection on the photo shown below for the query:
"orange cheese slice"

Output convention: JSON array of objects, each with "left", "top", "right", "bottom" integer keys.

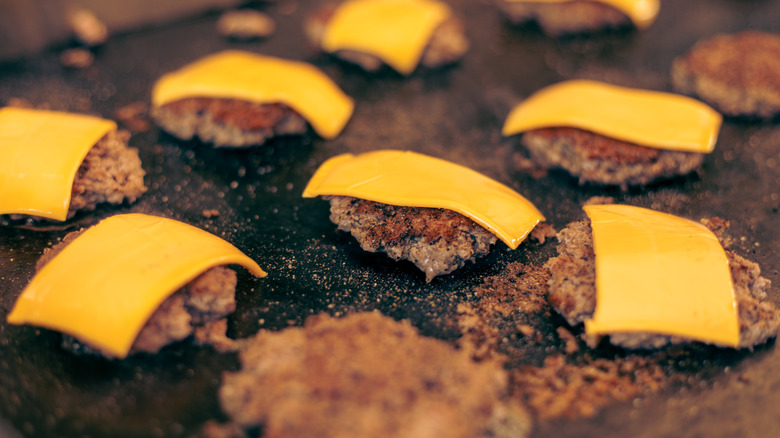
[
  {"left": 321, "top": 0, "right": 452, "bottom": 75},
  {"left": 302, "top": 150, "right": 544, "bottom": 249},
  {"left": 502, "top": 80, "right": 722, "bottom": 153},
  {"left": 583, "top": 204, "right": 739, "bottom": 347},
  {"left": 504, "top": 0, "right": 660, "bottom": 28},
  {"left": 0, "top": 107, "right": 116, "bottom": 221},
  {"left": 7, "top": 213, "right": 266, "bottom": 358},
  {"left": 151, "top": 50, "right": 354, "bottom": 139}
]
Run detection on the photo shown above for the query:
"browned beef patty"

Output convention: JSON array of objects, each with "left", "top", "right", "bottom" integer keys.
[
  {"left": 545, "top": 219, "right": 780, "bottom": 349},
  {"left": 519, "top": 127, "right": 703, "bottom": 188},
  {"left": 304, "top": 4, "right": 469, "bottom": 72},
  {"left": 219, "top": 312, "right": 531, "bottom": 438},
  {"left": 40, "top": 230, "right": 238, "bottom": 357},
  {"left": 326, "top": 196, "right": 498, "bottom": 282},
  {"left": 151, "top": 98, "right": 308, "bottom": 148},
  {"left": 499, "top": 1, "right": 630, "bottom": 36},
  {"left": 671, "top": 31, "right": 780, "bottom": 119}
]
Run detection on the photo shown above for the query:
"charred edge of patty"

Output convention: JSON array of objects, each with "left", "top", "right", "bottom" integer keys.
[
  {"left": 519, "top": 127, "right": 704, "bottom": 189},
  {"left": 304, "top": 4, "right": 469, "bottom": 72},
  {"left": 39, "top": 229, "right": 238, "bottom": 357},
  {"left": 498, "top": 1, "right": 631, "bottom": 36},
  {"left": 544, "top": 220, "right": 780, "bottom": 350},
  {"left": 325, "top": 196, "right": 498, "bottom": 282},
  {"left": 151, "top": 98, "right": 308, "bottom": 148},
  {"left": 671, "top": 31, "right": 780, "bottom": 119}
]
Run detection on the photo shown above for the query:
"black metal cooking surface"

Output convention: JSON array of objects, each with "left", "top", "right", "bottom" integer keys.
[{"left": 1, "top": 1, "right": 780, "bottom": 437}]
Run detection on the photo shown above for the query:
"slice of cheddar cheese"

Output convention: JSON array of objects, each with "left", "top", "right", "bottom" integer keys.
[
  {"left": 152, "top": 50, "right": 354, "bottom": 139},
  {"left": 0, "top": 107, "right": 116, "bottom": 221},
  {"left": 504, "top": 0, "right": 660, "bottom": 29},
  {"left": 583, "top": 204, "right": 739, "bottom": 347},
  {"left": 502, "top": 80, "right": 722, "bottom": 153},
  {"left": 321, "top": 0, "right": 452, "bottom": 75},
  {"left": 7, "top": 213, "right": 266, "bottom": 358},
  {"left": 302, "top": 150, "right": 544, "bottom": 249}
]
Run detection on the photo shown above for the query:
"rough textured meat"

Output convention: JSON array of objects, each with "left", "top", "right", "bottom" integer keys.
[
  {"left": 545, "top": 219, "right": 780, "bottom": 349},
  {"left": 326, "top": 196, "right": 498, "bottom": 282},
  {"left": 499, "top": 1, "right": 630, "bottom": 36},
  {"left": 304, "top": 4, "right": 469, "bottom": 72},
  {"left": 151, "top": 98, "right": 308, "bottom": 148},
  {"left": 519, "top": 127, "right": 703, "bottom": 189},
  {"left": 219, "top": 311, "right": 531, "bottom": 438}
]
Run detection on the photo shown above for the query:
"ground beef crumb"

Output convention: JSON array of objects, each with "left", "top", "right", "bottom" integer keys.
[{"left": 530, "top": 223, "right": 557, "bottom": 244}]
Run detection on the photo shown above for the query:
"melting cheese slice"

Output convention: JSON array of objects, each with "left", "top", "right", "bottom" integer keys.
[
  {"left": 7, "top": 213, "right": 266, "bottom": 358},
  {"left": 583, "top": 204, "right": 739, "bottom": 347},
  {"left": 0, "top": 107, "right": 116, "bottom": 221},
  {"left": 321, "top": 0, "right": 452, "bottom": 75},
  {"left": 504, "top": 0, "right": 660, "bottom": 28},
  {"left": 302, "top": 150, "right": 544, "bottom": 249},
  {"left": 152, "top": 50, "right": 354, "bottom": 139},
  {"left": 502, "top": 80, "right": 722, "bottom": 153}
]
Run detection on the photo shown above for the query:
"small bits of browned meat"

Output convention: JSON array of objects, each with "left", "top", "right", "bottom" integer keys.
[
  {"left": 499, "top": 0, "right": 630, "bottom": 36},
  {"left": 519, "top": 127, "right": 703, "bottom": 189},
  {"left": 671, "top": 31, "right": 780, "bottom": 119},
  {"left": 545, "top": 219, "right": 780, "bottom": 350},
  {"left": 151, "top": 98, "right": 308, "bottom": 148},
  {"left": 304, "top": 4, "right": 469, "bottom": 73},
  {"left": 219, "top": 312, "right": 531, "bottom": 438},
  {"left": 326, "top": 196, "right": 498, "bottom": 282}
]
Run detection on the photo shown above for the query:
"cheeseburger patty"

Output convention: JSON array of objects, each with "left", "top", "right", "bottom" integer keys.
[
  {"left": 499, "top": 1, "right": 631, "bottom": 36},
  {"left": 671, "top": 31, "right": 780, "bottom": 119},
  {"left": 518, "top": 127, "right": 704, "bottom": 188},
  {"left": 545, "top": 219, "right": 780, "bottom": 350},
  {"left": 326, "top": 196, "right": 498, "bottom": 282}
]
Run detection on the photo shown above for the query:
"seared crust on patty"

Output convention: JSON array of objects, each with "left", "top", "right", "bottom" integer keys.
[
  {"left": 151, "top": 98, "right": 308, "bottom": 148},
  {"left": 499, "top": 1, "right": 630, "bottom": 36},
  {"left": 519, "top": 127, "right": 703, "bottom": 188},
  {"left": 671, "top": 31, "right": 780, "bottom": 119},
  {"left": 219, "top": 312, "right": 530, "bottom": 438},
  {"left": 304, "top": 4, "right": 469, "bottom": 72},
  {"left": 545, "top": 219, "right": 780, "bottom": 349},
  {"left": 326, "top": 196, "right": 498, "bottom": 282}
]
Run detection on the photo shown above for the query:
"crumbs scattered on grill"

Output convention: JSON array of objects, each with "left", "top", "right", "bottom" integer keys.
[
  {"left": 69, "top": 9, "right": 108, "bottom": 47},
  {"left": 115, "top": 102, "right": 151, "bottom": 132},
  {"left": 59, "top": 48, "right": 94, "bottom": 69},
  {"left": 217, "top": 10, "right": 276, "bottom": 40},
  {"left": 529, "top": 223, "right": 557, "bottom": 245},
  {"left": 202, "top": 209, "right": 221, "bottom": 219}
]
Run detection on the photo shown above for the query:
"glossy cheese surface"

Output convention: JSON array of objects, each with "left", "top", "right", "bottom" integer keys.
[
  {"left": 152, "top": 50, "right": 354, "bottom": 139},
  {"left": 583, "top": 204, "right": 739, "bottom": 347},
  {"left": 7, "top": 214, "right": 266, "bottom": 358},
  {"left": 502, "top": 80, "right": 722, "bottom": 153},
  {"left": 0, "top": 107, "right": 116, "bottom": 221},
  {"left": 321, "top": 0, "right": 452, "bottom": 74},
  {"left": 302, "top": 150, "right": 544, "bottom": 249},
  {"left": 505, "top": 0, "right": 660, "bottom": 28}
]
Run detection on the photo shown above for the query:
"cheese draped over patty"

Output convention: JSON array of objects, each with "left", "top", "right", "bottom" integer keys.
[
  {"left": 151, "top": 51, "right": 354, "bottom": 139},
  {"left": 0, "top": 107, "right": 116, "bottom": 221},
  {"left": 504, "top": 0, "right": 660, "bottom": 28},
  {"left": 321, "top": 0, "right": 452, "bottom": 74},
  {"left": 583, "top": 204, "right": 739, "bottom": 347},
  {"left": 502, "top": 80, "right": 722, "bottom": 153},
  {"left": 7, "top": 213, "right": 266, "bottom": 358},
  {"left": 302, "top": 150, "right": 544, "bottom": 249}
]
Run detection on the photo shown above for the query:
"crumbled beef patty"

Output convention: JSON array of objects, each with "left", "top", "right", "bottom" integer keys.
[
  {"left": 671, "top": 31, "right": 780, "bottom": 118},
  {"left": 219, "top": 312, "right": 531, "bottom": 438},
  {"left": 518, "top": 127, "right": 703, "bottom": 189},
  {"left": 545, "top": 219, "right": 780, "bottom": 349},
  {"left": 499, "top": 0, "right": 630, "bottom": 36},
  {"left": 151, "top": 98, "right": 308, "bottom": 148},
  {"left": 326, "top": 196, "right": 498, "bottom": 282}
]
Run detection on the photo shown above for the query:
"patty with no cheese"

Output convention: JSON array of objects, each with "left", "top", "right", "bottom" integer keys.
[
  {"left": 326, "top": 196, "right": 498, "bottom": 282},
  {"left": 499, "top": 1, "right": 631, "bottom": 36}
]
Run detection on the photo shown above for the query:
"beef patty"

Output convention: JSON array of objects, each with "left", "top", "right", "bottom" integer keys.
[{"left": 498, "top": 0, "right": 632, "bottom": 36}]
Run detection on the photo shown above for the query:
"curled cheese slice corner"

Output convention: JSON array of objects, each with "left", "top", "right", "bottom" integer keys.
[
  {"left": 321, "top": 0, "right": 452, "bottom": 75},
  {"left": 504, "top": 0, "right": 660, "bottom": 29},
  {"left": 583, "top": 204, "right": 739, "bottom": 347},
  {"left": 502, "top": 79, "right": 722, "bottom": 153},
  {"left": 151, "top": 50, "right": 354, "bottom": 139},
  {"left": 7, "top": 213, "right": 266, "bottom": 358},
  {"left": 302, "top": 150, "right": 544, "bottom": 249},
  {"left": 0, "top": 107, "right": 117, "bottom": 221}
]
